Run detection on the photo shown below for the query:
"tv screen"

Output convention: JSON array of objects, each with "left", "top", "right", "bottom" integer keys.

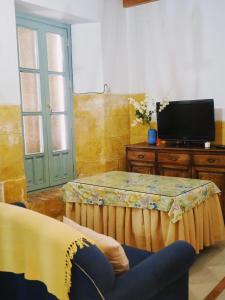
[{"left": 156, "top": 99, "right": 215, "bottom": 142}]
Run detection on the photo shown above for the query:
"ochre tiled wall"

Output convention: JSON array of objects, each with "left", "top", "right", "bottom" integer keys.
[
  {"left": 74, "top": 94, "right": 225, "bottom": 177},
  {"left": 104, "top": 94, "right": 130, "bottom": 172},
  {"left": 74, "top": 93, "right": 158, "bottom": 177},
  {"left": 73, "top": 94, "right": 130, "bottom": 177},
  {"left": 215, "top": 121, "right": 225, "bottom": 145},
  {"left": 1, "top": 100, "right": 225, "bottom": 196},
  {"left": 73, "top": 94, "right": 105, "bottom": 177},
  {"left": 0, "top": 105, "right": 26, "bottom": 203}
]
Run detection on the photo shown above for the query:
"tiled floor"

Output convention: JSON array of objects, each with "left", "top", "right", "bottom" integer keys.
[
  {"left": 218, "top": 289, "right": 225, "bottom": 300},
  {"left": 26, "top": 188, "right": 225, "bottom": 299},
  {"left": 27, "top": 188, "right": 65, "bottom": 220},
  {"left": 189, "top": 240, "right": 225, "bottom": 300}
]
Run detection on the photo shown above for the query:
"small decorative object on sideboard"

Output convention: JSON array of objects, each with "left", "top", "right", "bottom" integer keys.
[
  {"left": 205, "top": 141, "right": 211, "bottom": 149},
  {"left": 148, "top": 128, "right": 157, "bottom": 145},
  {"left": 129, "top": 95, "right": 169, "bottom": 145}
]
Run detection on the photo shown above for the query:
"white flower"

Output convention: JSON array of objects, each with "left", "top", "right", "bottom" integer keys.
[
  {"left": 131, "top": 120, "right": 137, "bottom": 127},
  {"left": 129, "top": 94, "right": 170, "bottom": 127},
  {"left": 129, "top": 98, "right": 141, "bottom": 110},
  {"left": 136, "top": 118, "right": 143, "bottom": 123}
]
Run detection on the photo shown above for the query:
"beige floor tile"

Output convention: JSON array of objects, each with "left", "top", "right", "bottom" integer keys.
[
  {"left": 27, "top": 188, "right": 64, "bottom": 219},
  {"left": 189, "top": 282, "right": 219, "bottom": 300},
  {"left": 189, "top": 240, "right": 225, "bottom": 300},
  {"left": 217, "top": 289, "right": 225, "bottom": 300}
]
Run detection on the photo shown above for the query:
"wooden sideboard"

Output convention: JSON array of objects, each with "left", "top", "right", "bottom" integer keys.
[{"left": 126, "top": 143, "right": 225, "bottom": 219}]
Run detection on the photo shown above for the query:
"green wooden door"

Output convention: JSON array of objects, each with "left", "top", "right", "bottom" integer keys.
[{"left": 17, "top": 15, "right": 74, "bottom": 191}]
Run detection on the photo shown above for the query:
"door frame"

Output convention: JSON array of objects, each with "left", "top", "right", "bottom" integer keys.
[{"left": 16, "top": 12, "right": 75, "bottom": 191}]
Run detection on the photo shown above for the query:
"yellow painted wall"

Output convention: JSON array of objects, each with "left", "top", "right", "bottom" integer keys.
[{"left": 0, "top": 105, "right": 26, "bottom": 203}]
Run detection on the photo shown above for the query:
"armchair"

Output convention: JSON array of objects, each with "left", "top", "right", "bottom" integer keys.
[{"left": 0, "top": 203, "right": 196, "bottom": 300}]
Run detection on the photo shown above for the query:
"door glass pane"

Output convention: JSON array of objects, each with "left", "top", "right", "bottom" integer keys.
[
  {"left": 17, "top": 27, "right": 39, "bottom": 69},
  {"left": 49, "top": 75, "right": 65, "bottom": 112},
  {"left": 20, "top": 72, "right": 41, "bottom": 112},
  {"left": 46, "top": 33, "right": 63, "bottom": 72},
  {"left": 51, "top": 115, "right": 67, "bottom": 151},
  {"left": 23, "top": 116, "right": 44, "bottom": 154}
]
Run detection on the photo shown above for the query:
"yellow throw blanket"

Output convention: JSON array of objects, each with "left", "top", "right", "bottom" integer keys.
[{"left": 0, "top": 203, "right": 93, "bottom": 300}]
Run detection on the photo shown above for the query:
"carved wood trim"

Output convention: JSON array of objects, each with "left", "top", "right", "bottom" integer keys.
[{"left": 123, "top": 0, "right": 159, "bottom": 8}]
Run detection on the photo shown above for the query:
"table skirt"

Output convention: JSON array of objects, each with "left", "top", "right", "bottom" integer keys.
[{"left": 65, "top": 194, "right": 225, "bottom": 253}]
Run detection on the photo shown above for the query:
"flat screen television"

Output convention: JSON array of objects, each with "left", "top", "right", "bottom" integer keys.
[{"left": 156, "top": 99, "right": 215, "bottom": 143}]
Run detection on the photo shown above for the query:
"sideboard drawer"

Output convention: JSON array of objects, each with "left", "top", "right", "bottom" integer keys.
[
  {"left": 127, "top": 150, "right": 155, "bottom": 162},
  {"left": 158, "top": 152, "right": 190, "bottom": 164},
  {"left": 193, "top": 154, "right": 225, "bottom": 166}
]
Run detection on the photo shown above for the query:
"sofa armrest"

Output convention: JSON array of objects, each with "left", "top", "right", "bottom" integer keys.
[
  {"left": 70, "top": 244, "right": 115, "bottom": 299},
  {"left": 106, "top": 241, "right": 196, "bottom": 300},
  {"left": 122, "top": 244, "right": 153, "bottom": 267}
]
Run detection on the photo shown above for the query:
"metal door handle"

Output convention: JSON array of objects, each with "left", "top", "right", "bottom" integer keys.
[{"left": 47, "top": 103, "right": 52, "bottom": 113}]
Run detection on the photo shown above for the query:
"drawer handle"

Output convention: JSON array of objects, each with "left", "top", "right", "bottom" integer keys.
[
  {"left": 208, "top": 158, "right": 216, "bottom": 163},
  {"left": 171, "top": 157, "right": 178, "bottom": 162},
  {"left": 138, "top": 154, "right": 145, "bottom": 159}
]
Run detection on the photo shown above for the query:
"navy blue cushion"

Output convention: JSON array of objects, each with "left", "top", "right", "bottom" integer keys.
[
  {"left": 122, "top": 245, "right": 153, "bottom": 268},
  {"left": 151, "top": 273, "right": 188, "bottom": 300},
  {"left": 0, "top": 272, "right": 57, "bottom": 300},
  {"left": 106, "top": 241, "right": 195, "bottom": 300},
  {"left": 70, "top": 244, "right": 115, "bottom": 299}
]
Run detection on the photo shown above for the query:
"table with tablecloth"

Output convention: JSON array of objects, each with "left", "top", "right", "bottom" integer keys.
[{"left": 63, "top": 171, "right": 225, "bottom": 253}]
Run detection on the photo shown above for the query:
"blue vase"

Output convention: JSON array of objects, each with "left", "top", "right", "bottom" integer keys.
[{"left": 148, "top": 129, "right": 157, "bottom": 145}]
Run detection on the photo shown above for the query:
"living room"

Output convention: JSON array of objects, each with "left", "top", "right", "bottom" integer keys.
[{"left": 0, "top": 0, "right": 225, "bottom": 299}]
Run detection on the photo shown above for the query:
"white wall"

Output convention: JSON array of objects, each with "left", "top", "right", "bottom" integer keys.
[
  {"left": 126, "top": 0, "right": 225, "bottom": 119},
  {"left": 16, "top": 0, "right": 129, "bottom": 95},
  {"left": 72, "top": 23, "right": 104, "bottom": 93},
  {"left": 0, "top": 0, "right": 20, "bottom": 104},
  {"left": 72, "top": 0, "right": 129, "bottom": 94},
  {"left": 1, "top": 0, "right": 225, "bottom": 117},
  {"left": 101, "top": 0, "right": 129, "bottom": 94}
]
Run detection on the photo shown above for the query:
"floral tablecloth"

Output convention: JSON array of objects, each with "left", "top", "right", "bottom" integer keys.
[{"left": 63, "top": 171, "right": 220, "bottom": 223}]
